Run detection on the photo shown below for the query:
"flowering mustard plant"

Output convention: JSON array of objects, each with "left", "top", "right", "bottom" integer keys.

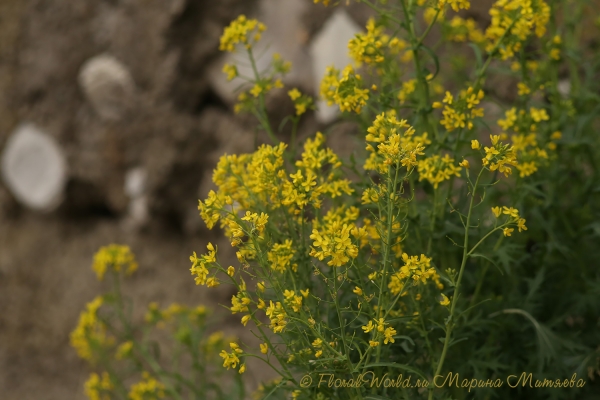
[
  {"left": 71, "top": 246, "right": 244, "bottom": 400},
  {"left": 75, "top": 0, "right": 600, "bottom": 398},
  {"left": 196, "top": 1, "right": 600, "bottom": 399}
]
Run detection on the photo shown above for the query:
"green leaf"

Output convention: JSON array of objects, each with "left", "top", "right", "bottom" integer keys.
[
  {"left": 469, "top": 253, "right": 503, "bottom": 275},
  {"left": 468, "top": 43, "right": 483, "bottom": 70}
]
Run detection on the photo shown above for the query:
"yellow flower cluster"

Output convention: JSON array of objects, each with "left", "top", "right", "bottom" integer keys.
[
  {"left": 84, "top": 372, "right": 112, "bottom": 400},
  {"left": 249, "top": 78, "right": 284, "bottom": 98},
  {"left": 397, "top": 79, "right": 417, "bottom": 104},
  {"left": 362, "top": 318, "right": 397, "bottom": 345},
  {"left": 472, "top": 135, "right": 518, "bottom": 177},
  {"left": 190, "top": 243, "right": 217, "bottom": 286},
  {"left": 417, "top": 154, "right": 463, "bottom": 189},
  {"left": 549, "top": 35, "right": 561, "bottom": 60},
  {"left": 364, "top": 111, "right": 427, "bottom": 174},
  {"left": 320, "top": 65, "right": 370, "bottom": 113},
  {"left": 288, "top": 88, "right": 314, "bottom": 116},
  {"left": 388, "top": 253, "right": 441, "bottom": 295},
  {"left": 222, "top": 63, "right": 237, "bottom": 81},
  {"left": 310, "top": 220, "right": 359, "bottom": 267},
  {"left": 491, "top": 206, "right": 527, "bottom": 236},
  {"left": 92, "top": 244, "right": 138, "bottom": 281},
  {"left": 70, "top": 296, "right": 114, "bottom": 361},
  {"left": 266, "top": 300, "right": 288, "bottom": 333},
  {"left": 283, "top": 290, "right": 304, "bottom": 313},
  {"left": 439, "top": 0, "right": 471, "bottom": 12},
  {"left": 283, "top": 132, "right": 353, "bottom": 210},
  {"left": 115, "top": 340, "right": 133, "bottom": 360},
  {"left": 495, "top": 107, "right": 556, "bottom": 177},
  {"left": 446, "top": 16, "right": 485, "bottom": 44},
  {"left": 267, "top": 239, "right": 297, "bottom": 273},
  {"left": 144, "top": 303, "right": 208, "bottom": 329},
  {"left": 485, "top": 0, "right": 551, "bottom": 60},
  {"left": 128, "top": 372, "right": 166, "bottom": 400},
  {"left": 205, "top": 133, "right": 352, "bottom": 223},
  {"left": 220, "top": 342, "right": 244, "bottom": 371},
  {"left": 511, "top": 133, "right": 549, "bottom": 177},
  {"left": 348, "top": 18, "right": 411, "bottom": 65},
  {"left": 433, "top": 87, "right": 485, "bottom": 132},
  {"left": 219, "top": 15, "right": 266, "bottom": 52}
]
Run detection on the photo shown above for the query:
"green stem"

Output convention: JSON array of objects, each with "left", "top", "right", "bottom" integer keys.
[
  {"left": 428, "top": 167, "right": 484, "bottom": 400},
  {"left": 375, "top": 161, "right": 400, "bottom": 363},
  {"left": 247, "top": 48, "right": 278, "bottom": 144}
]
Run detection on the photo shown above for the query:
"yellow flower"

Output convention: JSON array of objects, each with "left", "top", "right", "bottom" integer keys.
[
  {"left": 128, "top": 372, "right": 166, "bottom": 400},
  {"left": 219, "top": 15, "right": 266, "bottom": 52},
  {"left": 92, "top": 244, "right": 138, "bottom": 281},
  {"left": 362, "top": 320, "right": 375, "bottom": 333},
  {"left": 227, "top": 266, "right": 235, "bottom": 277},
  {"left": 353, "top": 286, "right": 363, "bottom": 296},
  {"left": 300, "top": 289, "right": 310, "bottom": 298},
  {"left": 417, "top": 154, "right": 462, "bottom": 189},
  {"left": 471, "top": 140, "right": 481, "bottom": 150},
  {"left": 239, "top": 364, "right": 246, "bottom": 374},
  {"left": 241, "top": 315, "right": 251, "bottom": 326},
  {"left": 503, "top": 227, "right": 514, "bottom": 237},
  {"left": 222, "top": 63, "right": 238, "bottom": 81},
  {"left": 260, "top": 343, "right": 268, "bottom": 354},
  {"left": 116, "top": 341, "right": 133, "bottom": 360},
  {"left": 492, "top": 206, "right": 502, "bottom": 218},
  {"left": 85, "top": 372, "right": 113, "bottom": 400},
  {"left": 206, "top": 277, "right": 219, "bottom": 287},
  {"left": 459, "top": 159, "right": 470, "bottom": 169},
  {"left": 517, "top": 218, "right": 528, "bottom": 232},
  {"left": 369, "top": 340, "right": 380, "bottom": 347},
  {"left": 250, "top": 84, "right": 263, "bottom": 98},
  {"left": 517, "top": 82, "right": 530, "bottom": 96},
  {"left": 70, "top": 296, "right": 113, "bottom": 361},
  {"left": 257, "top": 281, "right": 265, "bottom": 292},
  {"left": 440, "top": 294, "right": 451, "bottom": 306},
  {"left": 288, "top": 88, "right": 301, "bottom": 101},
  {"left": 530, "top": 107, "right": 549, "bottom": 123},
  {"left": 315, "top": 350, "right": 323, "bottom": 358},
  {"left": 502, "top": 206, "right": 519, "bottom": 218},
  {"left": 383, "top": 327, "right": 397, "bottom": 344},
  {"left": 268, "top": 240, "right": 296, "bottom": 273}
]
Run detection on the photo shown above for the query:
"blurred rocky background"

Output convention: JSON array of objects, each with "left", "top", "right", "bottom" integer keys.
[
  {"left": 4, "top": 0, "right": 586, "bottom": 397},
  {"left": 0, "top": 0, "right": 376, "bottom": 398}
]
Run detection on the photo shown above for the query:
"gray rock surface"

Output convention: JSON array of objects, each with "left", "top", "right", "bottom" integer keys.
[{"left": 1, "top": 123, "right": 67, "bottom": 211}]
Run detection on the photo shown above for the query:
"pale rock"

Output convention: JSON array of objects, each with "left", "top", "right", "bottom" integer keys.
[
  {"left": 207, "top": 0, "right": 312, "bottom": 104},
  {"left": 124, "top": 167, "right": 147, "bottom": 199},
  {"left": 557, "top": 79, "right": 571, "bottom": 98},
  {"left": 78, "top": 54, "right": 136, "bottom": 121},
  {"left": 309, "top": 9, "right": 362, "bottom": 124},
  {"left": 1, "top": 123, "right": 67, "bottom": 211},
  {"left": 123, "top": 167, "right": 148, "bottom": 229}
]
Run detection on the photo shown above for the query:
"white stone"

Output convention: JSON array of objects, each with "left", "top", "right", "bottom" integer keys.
[
  {"left": 310, "top": 9, "right": 362, "bottom": 124},
  {"left": 557, "top": 79, "right": 571, "bottom": 98},
  {"left": 207, "top": 0, "right": 313, "bottom": 104},
  {"left": 1, "top": 123, "right": 67, "bottom": 211},
  {"left": 124, "top": 167, "right": 147, "bottom": 198},
  {"left": 78, "top": 54, "right": 136, "bottom": 121}
]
